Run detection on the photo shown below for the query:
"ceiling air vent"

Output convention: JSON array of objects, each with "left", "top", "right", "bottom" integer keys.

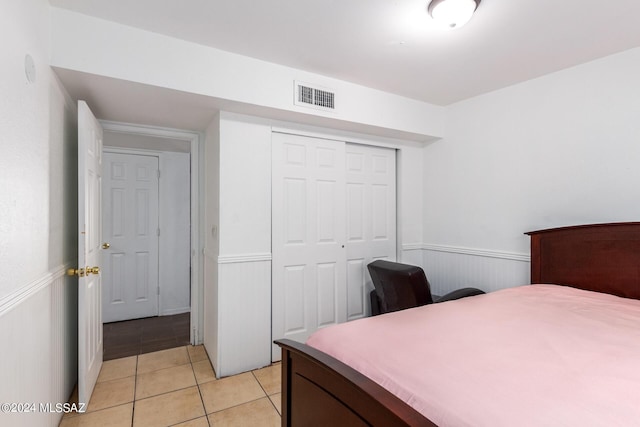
[{"left": 294, "top": 81, "right": 335, "bottom": 111}]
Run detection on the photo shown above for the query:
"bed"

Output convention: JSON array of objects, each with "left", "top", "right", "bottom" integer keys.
[{"left": 275, "top": 222, "right": 640, "bottom": 426}]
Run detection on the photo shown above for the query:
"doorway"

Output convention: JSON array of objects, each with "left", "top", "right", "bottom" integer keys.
[{"left": 99, "top": 122, "right": 202, "bottom": 359}]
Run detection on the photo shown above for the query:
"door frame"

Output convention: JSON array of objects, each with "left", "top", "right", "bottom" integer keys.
[{"left": 100, "top": 121, "right": 203, "bottom": 345}]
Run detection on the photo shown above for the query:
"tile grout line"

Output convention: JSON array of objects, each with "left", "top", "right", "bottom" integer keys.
[
  {"left": 134, "top": 383, "right": 200, "bottom": 403},
  {"left": 80, "top": 376, "right": 137, "bottom": 416},
  {"left": 190, "top": 346, "right": 213, "bottom": 426},
  {"left": 134, "top": 347, "right": 197, "bottom": 402},
  {"left": 207, "top": 396, "right": 272, "bottom": 416},
  {"left": 136, "top": 361, "right": 193, "bottom": 378},
  {"left": 252, "top": 370, "right": 281, "bottom": 416},
  {"left": 131, "top": 354, "right": 139, "bottom": 427}
]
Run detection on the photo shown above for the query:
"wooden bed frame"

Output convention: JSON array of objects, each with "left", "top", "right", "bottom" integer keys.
[{"left": 276, "top": 222, "right": 640, "bottom": 426}]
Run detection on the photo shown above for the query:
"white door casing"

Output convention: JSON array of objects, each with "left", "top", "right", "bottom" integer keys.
[
  {"left": 345, "top": 143, "right": 397, "bottom": 320},
  {"left": 102, "top": 152, "right": 160, "bottom": 322},
  {"left": 272, "top": 132, "right": 347, "bottom": 360},
  {"left": 77, "top": 101, "right": 104, "bottom": 405}
]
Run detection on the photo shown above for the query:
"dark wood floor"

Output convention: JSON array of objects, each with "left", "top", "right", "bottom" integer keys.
[{"left": 103, "top": 312, "right": 191, "bottom": 361}]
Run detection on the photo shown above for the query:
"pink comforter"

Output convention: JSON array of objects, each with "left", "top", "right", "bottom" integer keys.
[{"left": 306, "top": 285, "right": 640, "bottom": 426}]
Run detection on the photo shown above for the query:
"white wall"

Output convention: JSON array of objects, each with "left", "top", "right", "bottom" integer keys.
[
  {"left": 159, "top": 152, "right": 191, "bottom": 314},
  {"left": 218, "top": 114, "right": 273, "bottom": 256},
  {"left": 211, "top": 113, "right": 273, "bottom": 377},
  {"left": 397, "top": 140, "right": 425, "bottom": 264},
  {"left": 422, "top": 47, "right": 640, "bottom": 295},
  {"left": 49, "top": 8, "right": 444, "bottom": 141},
  {"left": 0, "top": 1, "right": 78, "bottom": 425},
  {"left": 1, "top": 0, "right": 56, "bottom": 294}
]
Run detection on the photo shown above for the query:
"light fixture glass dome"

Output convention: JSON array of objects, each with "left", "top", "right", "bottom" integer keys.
[{"left": 428, "top": 0, "right": 480, "bottom": 29}]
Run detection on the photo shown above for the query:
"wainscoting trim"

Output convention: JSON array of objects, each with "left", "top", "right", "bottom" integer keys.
[
  {"left": 0, "top": 265, "right": 68, "bottom": 317},
  {"left": 0, "top": 263, "right": 76, "bottom": 427},
  {"left": 218, "top": 253, "right": 272, "bottom": 264},
  {"left": 409, "top": 243, "right": 530, "bottom": 262},
  {"left": 401, "top": 243, "right": 423, "bottom": 251}
]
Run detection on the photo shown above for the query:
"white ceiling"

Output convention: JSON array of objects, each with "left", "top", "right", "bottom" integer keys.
[{"left": 50, "top": 0, "right": 640, "bottom": 106}]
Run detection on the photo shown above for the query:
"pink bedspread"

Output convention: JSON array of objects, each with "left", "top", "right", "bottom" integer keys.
[{"left": 306, "top": 285, "right": 640, "bottom": 426}]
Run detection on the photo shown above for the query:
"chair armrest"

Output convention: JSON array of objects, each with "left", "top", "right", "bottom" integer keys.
[{"left": 434, "top": 287, "right": 485, "bottom": 303}]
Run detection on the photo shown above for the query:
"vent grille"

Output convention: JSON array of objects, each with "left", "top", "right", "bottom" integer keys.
[
  {"left": 295, "top": 81, "right": 335, "bottom": 111},
  {"left": 299, "top": 85, "right": 314, "bottom": 105}
]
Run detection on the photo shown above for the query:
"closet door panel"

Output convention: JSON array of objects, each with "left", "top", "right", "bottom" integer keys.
[
  {"left": 272, "top": 135, "right": 396, "bottom": 360},
  {"left": 283, "top": 265, "right": 307, "bottom": 334},
  {"left": 272, "top": 133, "right": 345, "bottom": 360},
  {"left": 347, "top": 258, "right": 366, "bottom": 320},
  {"left": 345, "top": 144, "right": 397, "bottom": 319}
]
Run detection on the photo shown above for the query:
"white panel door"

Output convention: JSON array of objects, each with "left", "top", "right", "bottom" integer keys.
[
  {"left": 272, "top": 132, "right": 346, "bottom": 360},
  {"left": 102, "top": 152, "right": 159, "bottom": 322},
  {"left": 77, "top": 101, "right": 103, "bottom": 405},
  {"left": 345, "top": 144, "right": 396, "bottom": 320}
]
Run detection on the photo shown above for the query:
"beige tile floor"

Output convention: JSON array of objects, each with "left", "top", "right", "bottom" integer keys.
[{"left": 59, "top": 345, "right": 281, "bottom": 427}]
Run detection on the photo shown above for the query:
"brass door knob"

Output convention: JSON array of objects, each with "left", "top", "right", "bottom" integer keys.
[
  {"left": 67, "top": 268, "right": 85, "bottom": 277},
  {"left": 87, "top": 266, "right": 100, "bottom": 275},
  {"left": 102, "top": 243, "right": 110, "bottom": 249}
]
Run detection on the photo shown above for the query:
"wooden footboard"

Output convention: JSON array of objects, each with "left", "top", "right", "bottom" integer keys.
[{"left": 276, "top": 339, "right": 436, "bottom": 427}]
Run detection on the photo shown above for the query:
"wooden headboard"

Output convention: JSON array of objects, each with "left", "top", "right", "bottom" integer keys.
[{"left": 526, "top": 222, "right": 640, "bottom": 300}]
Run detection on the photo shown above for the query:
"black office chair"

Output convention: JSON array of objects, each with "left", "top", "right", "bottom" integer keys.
[{"left": 367, "top": 260, "right": 485, "bottom": 316}]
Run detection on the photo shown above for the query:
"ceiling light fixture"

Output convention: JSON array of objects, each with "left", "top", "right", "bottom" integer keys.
[{"left": 428, "top": 0, "right": 481, "bottom": 29}]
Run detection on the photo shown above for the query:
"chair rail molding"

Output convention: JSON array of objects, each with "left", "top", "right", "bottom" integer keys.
[
  {"left": 410, "top": 243, "right": 530, "bottom": 262},
  {"left": 217, "top": 253, "right": 272, "bottom": 264},
  {"left": 0, "top": 264, "right": 69, "bottom": 317},
  {"left": 0, "top": 263, "right": 76, "bottom": 427}
]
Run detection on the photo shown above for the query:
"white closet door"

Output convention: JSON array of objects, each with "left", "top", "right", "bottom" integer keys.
[
  {"left": 272, "top": 133, "right": 346, "bottom": 360},
  {"left": 345, "top": 144, "right": 396, "bottom": 320},
  {"left": 102, "top": 152, "right": 160, "bottom": 322}
]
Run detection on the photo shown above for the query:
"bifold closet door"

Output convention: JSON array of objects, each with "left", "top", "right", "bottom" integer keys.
[
  {"left": 272, "top": 133, "right": 346, "bottom": 360},
  {"left": 344, "top": 144, "right": 397, "bottom": 320}
]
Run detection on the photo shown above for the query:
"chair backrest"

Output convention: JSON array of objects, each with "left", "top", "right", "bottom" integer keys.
[{"left": 367, "top": 260, "right": 434, "bottom": 314}]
